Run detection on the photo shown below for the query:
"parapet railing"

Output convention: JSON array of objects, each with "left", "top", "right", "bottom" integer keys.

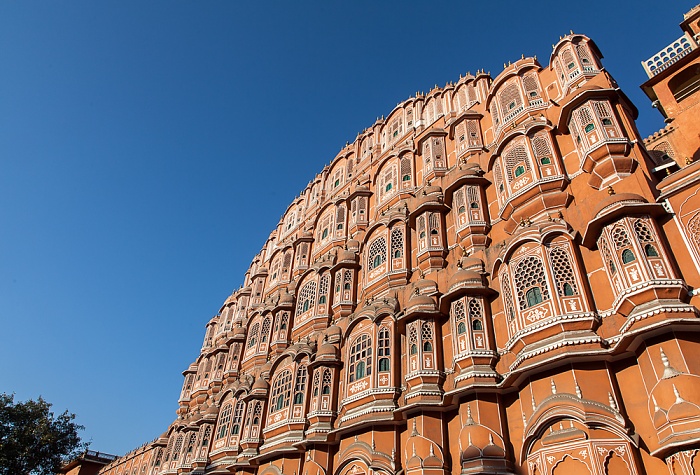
[{"left": 642, "top": 32, "right": 698, "bottom": 78}]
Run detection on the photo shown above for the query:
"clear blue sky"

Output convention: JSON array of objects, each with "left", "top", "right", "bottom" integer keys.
[{"left": 0, "top": 0, "right": 695, "bottom": 456}]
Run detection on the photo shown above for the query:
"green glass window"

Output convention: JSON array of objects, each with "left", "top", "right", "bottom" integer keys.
[
  {"left": 514, "top": 165, "right": 525, "bottom": 177},
  {"left": 622, "top": 249, "right": 635, "bottom": 263},
  {"left": 584, "top": 123, "right": 595, "bottom": 133},
  {"left": 526, "top": 287, "right": 543, "bottom": 307},
  {"left": 540, "top": 157, "right": 551, "bottom": 165}
]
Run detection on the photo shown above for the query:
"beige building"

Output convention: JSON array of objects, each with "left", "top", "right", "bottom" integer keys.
[{"left": 97, "top": 6, "right": 700, "bottom": 475}]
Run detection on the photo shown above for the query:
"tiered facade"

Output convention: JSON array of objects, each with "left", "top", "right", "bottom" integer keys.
[{"left": 99, "top": 7, "right": 700, "bottom": 475}]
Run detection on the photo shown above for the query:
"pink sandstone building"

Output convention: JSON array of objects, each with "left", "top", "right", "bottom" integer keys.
[{"left": 95, "top": 6, "right": 700, "bottom": 475}]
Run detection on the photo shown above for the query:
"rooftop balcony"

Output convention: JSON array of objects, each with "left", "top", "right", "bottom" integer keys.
[{"left": 642, "top": 32, "right": 699, "bottom": 78}]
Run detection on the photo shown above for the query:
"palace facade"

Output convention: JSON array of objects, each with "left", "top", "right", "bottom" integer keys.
[{"left": 97, "top": 6, "right": 700, "bottom": 475}]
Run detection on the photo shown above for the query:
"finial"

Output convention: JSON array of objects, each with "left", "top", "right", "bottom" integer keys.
[
  {"left": 608, "top": 392, "right": 618, "bottom": 411},
  {"left": 551, "top": 379, "right": 557, "bottom": 394},
  {"left": 660, "top": 348, "right": 681, "bottom": 379},
  {"left": 673, "top": 384, "right": 684, "bottom": 404},
  {"left": 531, "top": 392, "right": 537, "bottom": 410},
  {"left": 412, "top": 418, "right": 419, "bottom": 436},
  {"left": 652, "top": 395, "right": 660, "bottom": 412},
  {"left": 466, "top": 404, "right": 475, "bottom": 425},
  {"left": 686, "top": 156, "right": 694, "bottom": 165},
  {"left": 607, "top": 185, "right": 615, "bottom": 195},
  {"left": 429, "top": 444, "right": 435, "bottom": 456},
  {"left": 521, "top": 53, "right": 525, "bottom": 60}
]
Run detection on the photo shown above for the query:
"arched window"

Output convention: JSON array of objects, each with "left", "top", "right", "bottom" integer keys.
[
  {"left": 421, "top": 322, "right": 433, "bottom": 352},
  {"left": 230, "top": 401, "right": 244, "bottom": 436},
  {"left": 293, "top": 365, "right": 307, "bottom": 405},
  {"left": 296, "top": 281, "right": 318, "bottom": 317},
  {"left": 391, "top": 228, "right": 404, "bottom": 260},
  {"left": 515, "top": 165, "right": 525, "bottom": 177},
  {"left": 349, "top": 334, "right": 372, "bottom": 382},
  {"left": 270, "top": 370, "right": 293, "bottom": 412},
  {"left": 526, "top": 287, "right": 543, "bottom": 306},
  {"left": 216, "top": 404, "right": 232, "bottom": 440},
  {"left": 515, "top": 255, "right": 550, "bottom": 309},
  {"left": 322, "top": 369, "right": 332, "bottom": 394},
  {"left": 472, "top": 319, "right": 483, "bottom": 330},
  {"left": 622, "top": 249, "right": 635, "bottom": 263},
  {"left": 367, "top": 237, "right": 387, "bottom": 270},
  {"left": 549, "top": 245, "right": 579, "bottom": 297},
  {"left": 645, "top": 244, "right": 658, "bottom": 257},
  {"left": 377, "top": 327, "right": 390, "bottom": 372},
  {"left": 247, "top": 322, "right": 260, "bottom": 349}
]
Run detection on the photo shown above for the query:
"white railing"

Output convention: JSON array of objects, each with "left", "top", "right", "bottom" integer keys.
[{"left": 642, "top": 32, "right": 698, "bottom": 78}]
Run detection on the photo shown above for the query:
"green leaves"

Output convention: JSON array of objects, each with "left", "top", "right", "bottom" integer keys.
[{"left": 0, "top": 393, "right": 88, "bottom": 475}]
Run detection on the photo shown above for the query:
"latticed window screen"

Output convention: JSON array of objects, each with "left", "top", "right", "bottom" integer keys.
[
  {"left": 575, "top": 106, "right": 594, "bottom": 131},
  {"left": 522, "top": 73, "right": 541, "bottom": 98},
  {"left": 367, "top": 237, "right": 387, "bottom": 270},
  {"left": 247, "top": 322, "right": 260, "bottom": 348},
  {"left": 296, "top": 281, "right": 318, "bottom": 316},
  {"left": 423, "top": 140, "right": 433, "bottom": 170},
  {"left": 200, "top": 426, "right": 211, "bottom": 448},
  {"left": 358, "top": 197, "right": 367, "bottom": 217},
  {"left": 467, "top": 186, "right": 479, "bottom": 209},
  {"left": 231, "top": 401, "right": 245, "bottom": 434},
  {"left": 378, "top": 327, "right": 390, "bottom": 357},
  {"left": 322, "top": 369, "right": 332, "bottom": 394},
  {"left": 294, "top": 365, "right": 307, "bottom": 404},
  {"left": 298, "top": 243, "right": 309, "bottom": 264},
  {"left": 611, "top": 225, "right": 631, "bottom": 249},
  {"left": 652, "top": 141, "right": 675, "bottom": 161},
  {"left": 318, "top": 275, "right": 329, "bottom": 303},
  {"left": 468, "top": 298, "right": 483, "bottom": 321},
  {"left": 348, "top": 334, "right": 372, "bottom": 382},
  {"left": 504, "top": 141, "right": 531, "bottom": 180},
  {"left": 421, "top": 321, "right": 433, "bottom": 344},
  {"left": 429, "top": 213, "right": 439, "bottom": 233},
  {"left": 312, "top": 370, "right": 320, "bottom": 396},
  {"left": 173, "top": 435, "right": 183, "bottom": 460},
  {"left": 336, "top": 205, "right": 345, "bottom": 228},
  {"left": 593, "top": 101, "right": 613, "bottom": 121},
  {"left": 390, "top": 228, "right": 404, "bottom": 258},
  {"left": 454, "top": 188, "right": 466, "bottom": 213},
  {"left": 250, "top": 401, "right": 262, "bottom": 425},
  {"left": 452, "top": 299, "right": 466, "bottom": 333},
  {"left": 260, "top": 317, "right": 271, "bottom": 344},
  {"left": 514, "top": 255, "right": 550, "bottom": 309},
  {"left": 499, "top": 82, "right": 523, "bottom": 113},
  {"left": 216, "top": 404, "right": 232, "bottom": 439},
  {"left": 532, "top": 132, "right": 553, "bottom": 163},
  {"left": 689, "top": 213, "right": 700, "bottom": 254},
  {"left": 408, "top": 324, "right": 418, "bottom": 353},
  {"left": 549, "top": 246, "right": 579, "bottom": 296},
  {"left": 455, "top": 122, "right": 467, "bottom": 146},
  {"left": 494, "top": 163, "right": 504, "bottom": 191},
  {"left": 466, "top": 120, "right": 480, "bottom": 145},
  {"left": 562, "top": 48, "right": 576, "bottom": 70},
  {"left": 343, "top": 270, "right": 352, "bottom": 289},
  {"left": 455, "top": 87, "right": 467, "bottom": 110},
  {"left": 400, "top": 156, "right": 412, "bottom": 182},
  {"left": 491, "top": 103, "right": 500, "bottom": 126},
  {"left": 282, "top": 252, "right": 292, "bottom": 272},
  {"left": 418, "top": 216, "right": 426, "bottom": 237},
  {"left": 577, "top": 44, "right": 594, "bottom": 66},
  {"left": 633, "top": 219, "right": 655, "bottom": 242},
  {"left": 270, "top": 370, "right": 293, "bottom": 412}
]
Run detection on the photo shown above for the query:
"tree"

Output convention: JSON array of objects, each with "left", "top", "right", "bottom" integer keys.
[{"left": 0, "top": 393, "right": 88, "bottom": 475}]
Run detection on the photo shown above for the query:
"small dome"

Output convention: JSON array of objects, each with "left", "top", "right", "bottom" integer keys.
[
  {"left": 592, "top": 192, "right": 647, "bottom": 219},
  {"left": 407, "top": 290, "right": 435, "bottom": 310},
  {"left": 279, "top": 288, "right": 294, "bottom": 305},
  {"left": 317, "top": 339, "right": 339, "bottom": 359},
  {"left": 325, "top": 322, "right": 342, "bottom": 342},
  {"left": 449, "top": 268, "right": 483, "bottom": 289},
  {"left": 252, "top": 375, "right": 269, "bottom": 392},
  {"left": 424, "top": 184, "right": 443, "bottom": 195},
  {"left": 459, "top": 409, "right": 506, "bottom": 461}
]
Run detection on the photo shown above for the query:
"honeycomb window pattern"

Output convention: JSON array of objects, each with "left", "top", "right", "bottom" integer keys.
[{"left": 514, "top": 255, "right": 551, "bottom": 309}]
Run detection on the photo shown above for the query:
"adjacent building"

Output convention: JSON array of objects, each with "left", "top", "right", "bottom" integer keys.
[{"left": 97, "top": 6, "right": 700, "bottom": 475}]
